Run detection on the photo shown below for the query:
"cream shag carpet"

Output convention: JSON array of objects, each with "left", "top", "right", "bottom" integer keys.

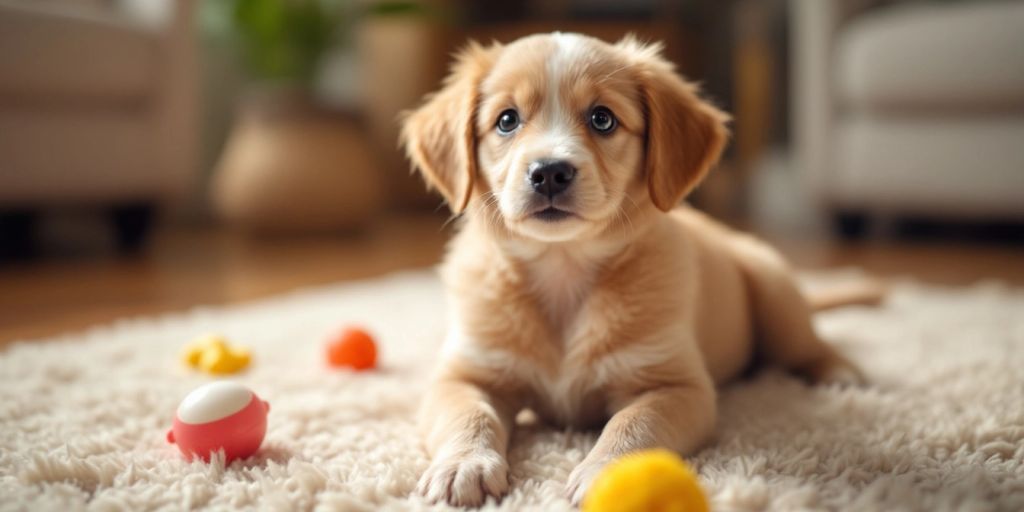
[{"left": 2, "top": 270, "right": 1023, "bottom": 511}]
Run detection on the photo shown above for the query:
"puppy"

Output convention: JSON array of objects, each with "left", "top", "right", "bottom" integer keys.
[{"left": 401, "top": 32, "right": 866, "bottom": 507}]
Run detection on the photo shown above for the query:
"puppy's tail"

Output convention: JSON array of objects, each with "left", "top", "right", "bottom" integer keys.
[{"left": 808, "top": 279, "right": 887, "bottom": 312}]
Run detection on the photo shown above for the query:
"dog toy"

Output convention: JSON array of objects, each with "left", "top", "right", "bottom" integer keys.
[
  {"left": 182, "top": 334, "right": 251, "bottom": 375},
  {"left": 326, "top": 327, "right": 377, "bottom": 370},
  {"left": 582, "top": 449, "right": 708, "bottom": 512},
  {"left": 167, "top": 381, "right": 270, "bottom": 462}
]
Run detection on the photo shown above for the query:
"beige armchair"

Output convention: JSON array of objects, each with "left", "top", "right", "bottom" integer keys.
[
  {"left": 790, "top": 0, "right": 1024, "bottom": 236},
  {"left": 0, "top": 0, "right": 198, "bottom": 253}
]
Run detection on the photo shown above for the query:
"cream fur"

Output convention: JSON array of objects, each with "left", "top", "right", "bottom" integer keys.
[{"left": 1, "top": 271, "right": 1022, "bottom": 511}]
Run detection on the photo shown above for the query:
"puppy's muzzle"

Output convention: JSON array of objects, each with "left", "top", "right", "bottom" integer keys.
[{"left": 528, "top": 159, "right": 576, "bottom": 198}]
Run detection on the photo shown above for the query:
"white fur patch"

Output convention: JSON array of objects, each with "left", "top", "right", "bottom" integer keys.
[
  {"left": 528, "top": 250, "right": 596, "bottom": 331},
  {"left": 543, "top": 33, "right": 585, "bottom": 157},
  {"left": 445, "top": 238, "right": 667, "bottom": 423}
]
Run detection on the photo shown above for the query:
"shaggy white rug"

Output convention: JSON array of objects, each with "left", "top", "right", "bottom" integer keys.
[{"left": 1, "top": 270, "right": 1023, "bottom": 511}]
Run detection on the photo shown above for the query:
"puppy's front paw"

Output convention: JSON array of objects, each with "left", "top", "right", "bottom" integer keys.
[
  {"left": 416, "top": 449, "right": 509, "bottom": 507},
  {"left": 565, "top": 457, "right": 609, "bottom": 506}
]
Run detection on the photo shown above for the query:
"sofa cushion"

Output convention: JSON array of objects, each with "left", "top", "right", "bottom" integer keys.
[
  {"left": 832, "top": 114, "right": 1024, "bottom": 218},
  {"left": 0, "top": 108, "right": 159, "bottom": 202},
  {"left": 836, "top": 1, "right": 1024, "bottom": 110},
  {"left": 0, "top": 1, "right": 158, "bottom": 103}
]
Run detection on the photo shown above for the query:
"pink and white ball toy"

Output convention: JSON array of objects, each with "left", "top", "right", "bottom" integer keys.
[{"left": 166, "top": 381, "right": 270, "bottom": 462}]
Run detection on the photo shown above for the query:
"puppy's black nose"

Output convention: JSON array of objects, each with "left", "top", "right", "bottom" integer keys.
[{"left": 528, "top": 159, "right": 576, "bottom": 197}]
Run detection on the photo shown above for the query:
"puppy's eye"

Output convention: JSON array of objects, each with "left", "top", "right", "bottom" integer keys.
[
  {"left": 496, "top": 109, "right": 520, "bottom": 135},
  {"left": 589, "top": 106, "right": 617, "bottom": 134}
]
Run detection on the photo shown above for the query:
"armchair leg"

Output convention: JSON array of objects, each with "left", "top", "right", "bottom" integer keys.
[
  {"left": 832, "top": 210, "right": 872, "bottom": 240},
  {"left": 110, "top": 202, "right": 156, "bottom": 253},
  {"left": 0, "top": 210, "right": 38, "bottom": 261}
]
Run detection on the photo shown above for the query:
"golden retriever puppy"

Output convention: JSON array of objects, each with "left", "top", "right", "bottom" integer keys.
[{"left": 401, "top": 32, "right": 866, "bottom": 507}]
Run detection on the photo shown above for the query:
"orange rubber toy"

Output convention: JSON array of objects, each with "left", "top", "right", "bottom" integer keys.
[{"left": 326, "top": 327, "right": 377, "bottom": 370}]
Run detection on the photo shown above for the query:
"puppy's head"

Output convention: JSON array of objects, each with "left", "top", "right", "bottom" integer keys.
[{"left": 402, "top": 33, "right": 728, "bottom": 242}]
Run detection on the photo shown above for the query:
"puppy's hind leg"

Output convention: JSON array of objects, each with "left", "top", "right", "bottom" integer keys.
[{"left": 733, "top": 238, "right": 865, "bottom": 386}]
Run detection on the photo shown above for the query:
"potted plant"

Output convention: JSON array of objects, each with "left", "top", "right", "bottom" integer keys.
[{"left": 207, "top": 0, "right": 423, "bottom": 232}]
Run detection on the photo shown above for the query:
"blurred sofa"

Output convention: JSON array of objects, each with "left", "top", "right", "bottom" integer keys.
[
  {"left": 0, "top": 0, "right": 197, "bottom": 251},
  {"left": 791, "top": 0, "right": 1024, "bottom": 235}
]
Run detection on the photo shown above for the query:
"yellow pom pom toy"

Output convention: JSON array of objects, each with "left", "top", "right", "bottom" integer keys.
[
  {"left": 181, "top": 334, "right": 251, "bottom": 375},
  {"left": 582, "top": 449, "right": 708, "bottom": 512}
]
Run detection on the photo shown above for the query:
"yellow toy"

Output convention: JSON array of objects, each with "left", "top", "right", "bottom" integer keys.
[
  {"left": 182, "top": 334, "right": 251, "bottom": 375},
  {"left": 582, "top": 449, "right": 708, "bottom": 512}
]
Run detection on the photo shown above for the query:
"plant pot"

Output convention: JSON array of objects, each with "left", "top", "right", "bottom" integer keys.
[
  {"left": 357, "top": 16, "right": 451, "bottom": 210},
  {"left": 211, "top": 88, "right": 382, "bottom": 232}
]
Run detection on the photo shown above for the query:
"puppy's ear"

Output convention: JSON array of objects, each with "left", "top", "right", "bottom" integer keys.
[
  {"left": 623, "top": 39, "right": 730, "bottom": 211},
  {"left": 401, "top": 42, "right": 499, "bottom": 214}
]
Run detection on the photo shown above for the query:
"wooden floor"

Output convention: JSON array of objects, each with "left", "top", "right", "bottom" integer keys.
[{"left": 2, "top": 212, "right": 1022, "bottom": 346}]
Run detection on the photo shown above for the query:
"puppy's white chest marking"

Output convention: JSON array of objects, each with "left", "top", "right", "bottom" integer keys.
[
  {"left": 528, "top": 332, "right": 673, "bottom": 427},
  {"left": 528, "top": 250, "right": 596, "bottom": 332},
  {"left": 534, "top": 360, "right": 604, "bottom": 426},
  {"left": 446, "top": 238, "right": 650, "bottom": 426},
  {"left": 444, "top": 303, "right": 668, "bottom": 427}
]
